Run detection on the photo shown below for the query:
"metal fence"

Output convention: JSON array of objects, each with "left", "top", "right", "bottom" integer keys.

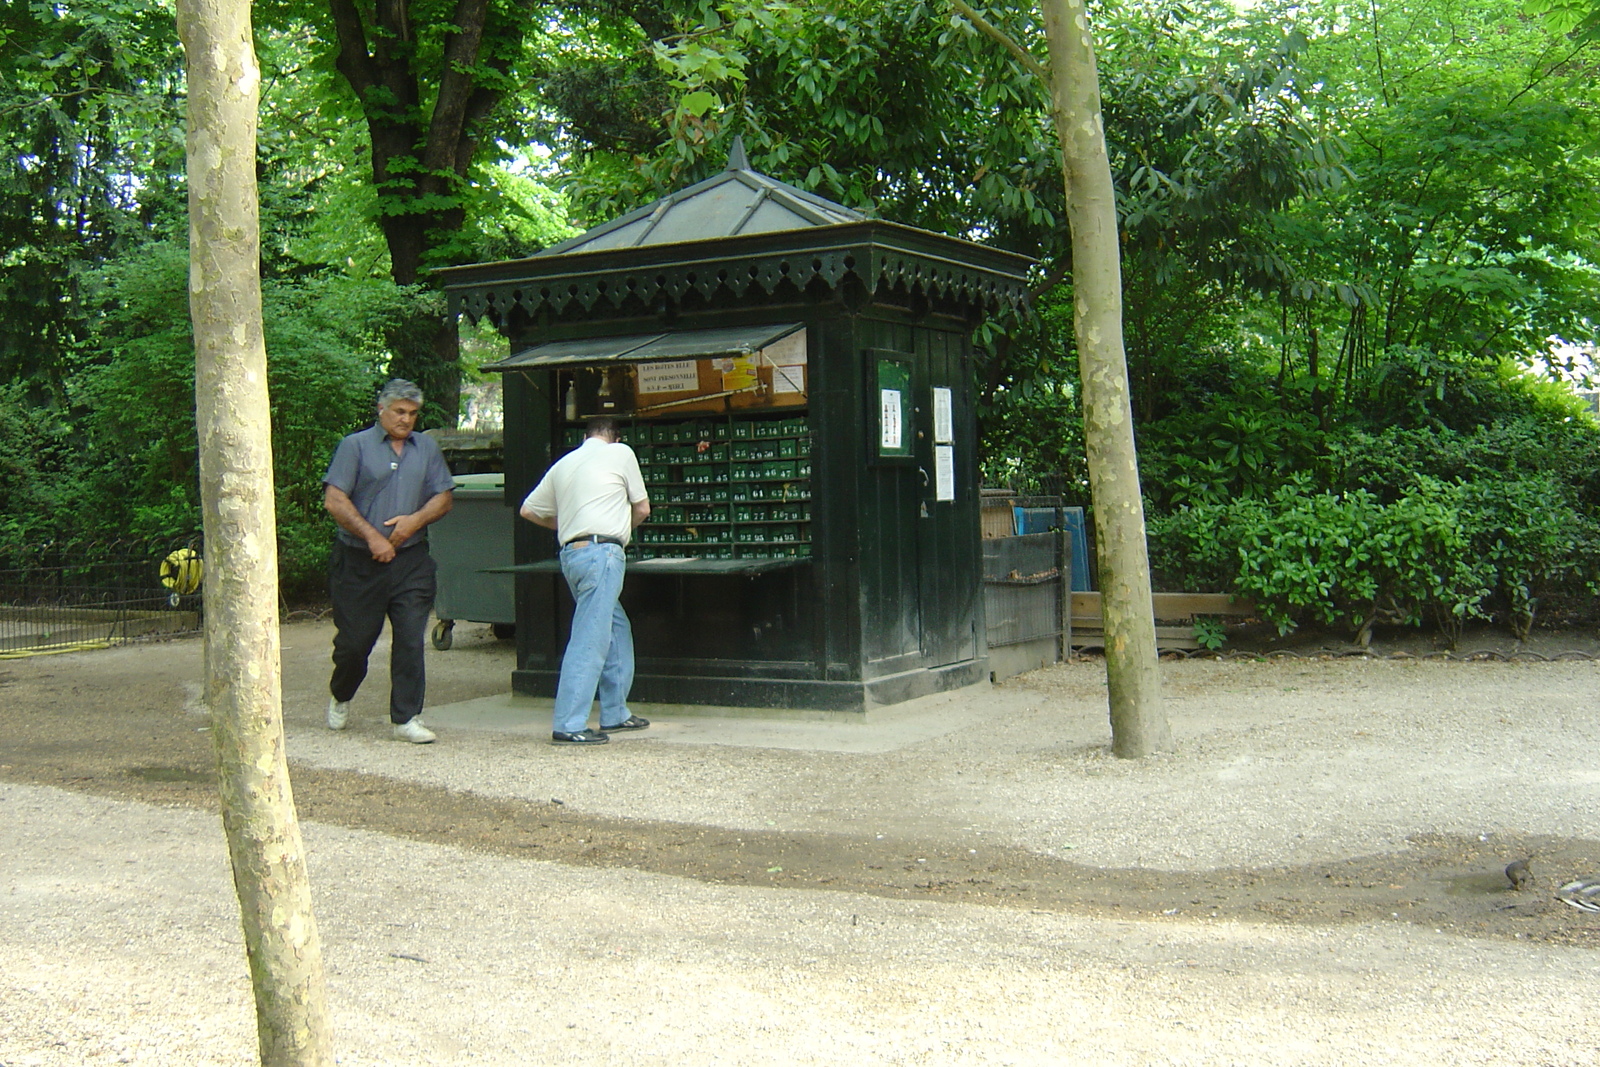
[
  {"left": 983, "top": 531, "right": 1065, "bottom": 650},
  {"left": 0, "top": 537, "right": 203, "bottom": 657}
]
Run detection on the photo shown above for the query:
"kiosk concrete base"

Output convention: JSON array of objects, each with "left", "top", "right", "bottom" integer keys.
[
  {"left": 987, "top": 636, "right": 1061, "bottom": 682},
  {"left": 512, "top": 656, "right": 988, "bottom": 713}
]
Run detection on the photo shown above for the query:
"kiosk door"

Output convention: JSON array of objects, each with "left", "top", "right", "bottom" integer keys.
[{"left": 916, "top": 375, "right": 977, "bottom": 668}]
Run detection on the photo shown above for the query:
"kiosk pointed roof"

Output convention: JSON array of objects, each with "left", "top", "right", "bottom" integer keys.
[{"left": 539, "top": 136, "right": 865, "bottom": 256}]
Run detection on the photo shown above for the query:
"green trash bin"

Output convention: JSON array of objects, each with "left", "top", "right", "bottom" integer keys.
[{"left": 429, "top": 473, "right": 515, "bottom": 649}]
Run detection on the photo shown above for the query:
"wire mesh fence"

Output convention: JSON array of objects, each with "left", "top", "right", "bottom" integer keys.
[
  {"left": 982, "top": 531, "right": 1064, "bottom": 648},
  {"left": 0, "top": 537, "right": 203, "bottom": 657}
]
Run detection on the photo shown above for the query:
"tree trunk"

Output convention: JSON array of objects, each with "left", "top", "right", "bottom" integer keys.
[
  {"left": 325, "top": 0, "right": 513, "bottom": 425},
  {"left": 176, "top": 1, "right": 336, "bottom": 1062},
  {"left": 1038, "top": 0, "right": 1169, "bottom": 757}
]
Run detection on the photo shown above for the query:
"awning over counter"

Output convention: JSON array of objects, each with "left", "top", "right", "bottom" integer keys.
[{"left": 483, "top": 322, "right": 803, "bottom": 372}]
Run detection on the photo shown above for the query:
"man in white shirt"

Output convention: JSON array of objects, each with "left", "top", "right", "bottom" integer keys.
[{"left": 520, "top": 416, "right": 651, "bottom": 745}]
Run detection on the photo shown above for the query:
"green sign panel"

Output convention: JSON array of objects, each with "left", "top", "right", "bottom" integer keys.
[{"left": 875, "top": 358, "right": 912, "bottom": 459}]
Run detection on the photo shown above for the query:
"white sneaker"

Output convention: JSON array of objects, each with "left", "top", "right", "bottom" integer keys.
[
  {"left": 393, "top": 718, "right": 437, "bottom": 744},
  {"left": 327, "top": 697, "right": 350, "bottom": 731}
]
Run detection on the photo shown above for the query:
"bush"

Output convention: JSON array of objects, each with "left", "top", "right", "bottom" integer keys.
[
  {"left": 0, "top": 384, "right": 76, "bottom": 556},
  {"left": 1150, "top": 479, "right": 1488, "bottom": 640},
  {"left": 1138, "top": 392, "right": 1323, "bottom": 508},
  {"left": 1455, "top": 475, "right": 1600, "bottom": 637},
  {"left": 1150, "top": 468, "right": 1600, "bottom": 642},
  {"left": 1327, "top": 418, "right": 1600, "bottom": 510}
]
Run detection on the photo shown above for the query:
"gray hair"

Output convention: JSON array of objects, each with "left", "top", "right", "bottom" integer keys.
[{"left": 377, "top": 379, "right": 424, "bottom": 411}]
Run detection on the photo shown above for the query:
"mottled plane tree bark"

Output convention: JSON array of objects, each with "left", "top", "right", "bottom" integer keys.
[
  {"left": 954, "top": 0, "right": 1167, "bottom": 756},
  {"left": 175, "top": 0, "right": 335, "bottom": 1061}
]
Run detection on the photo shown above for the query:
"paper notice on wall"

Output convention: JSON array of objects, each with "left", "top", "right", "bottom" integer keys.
[
  {"left": 880, "top": 389, "right": 903, "bottom": 451},
  {"left": 772, "top": 364, "right": 807, "bottom": 394},
  {"left": 932, "top": 387, "right": 954, "bottom": 444},
  {"left": 635, "top": 360, "right": 700, "bottom": 395},
  {"left": 762, "top": 329, "right": 808, "bottom": 395},
  {"left": 719, "top": 355, "right": 758, "bottom": 391},
  {"left": 934, "top": 444, "right": 955, "bottom": 502},
  {"left": 762, "top": 329, "right": 807, "bottom": 367}
]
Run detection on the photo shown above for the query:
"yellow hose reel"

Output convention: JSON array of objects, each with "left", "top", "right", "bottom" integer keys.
[{"left": 160, "top": 547, "right": 203, "bottom": 605}]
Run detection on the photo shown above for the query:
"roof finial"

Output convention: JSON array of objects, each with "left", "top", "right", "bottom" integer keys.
[{"left": 725, "top": 134, "right": 749, "bottom": 172}]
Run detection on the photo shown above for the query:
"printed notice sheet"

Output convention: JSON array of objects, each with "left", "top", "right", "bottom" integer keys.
[
  {"left": 772, "top": 364, "right": 807, "bottom": 394},
  {"left": 763, "top": 330, "right": 808, "bottom": 395},
  {"left": 880, "top": 389, "right": 903, "bottom": 451},
  {"left": 635, "top": 360, "right": 699, "bottom": 394},
  {"left": 934, "top": 444, "right": 955, "bottom": 501},
  {"left": 932, "top": 387, "right": 953, "bottom": 443}
]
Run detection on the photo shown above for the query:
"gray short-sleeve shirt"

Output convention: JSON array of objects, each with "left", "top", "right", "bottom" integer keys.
[{"left": 323, "top": 425, "right": 455, "bottom": 548}]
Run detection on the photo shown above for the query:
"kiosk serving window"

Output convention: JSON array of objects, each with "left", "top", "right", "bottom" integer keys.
[{"left": 492, "top": 323, "right": 812, "bottom": 564}]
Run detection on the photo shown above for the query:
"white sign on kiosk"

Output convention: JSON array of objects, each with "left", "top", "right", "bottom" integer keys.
[
  {"left": 934, "top": 444, "right": 956, "bottom": 502},
  {"left": 880, "top": 389, "right": 903, "bottom": 451},
  {"left": 635, "top": 360, "right": 700, "bottom": 394},
  {"left": 932, "top": 387, "right": 954, "bottom": 444}
]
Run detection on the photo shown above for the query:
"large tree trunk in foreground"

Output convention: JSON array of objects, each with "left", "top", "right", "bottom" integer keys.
[
  {"left": 1039, "top": 0, "right": 1169, "bottom": 757},
  {"left": 177, "top": 1, "right": 335, "bottom": 1061}
]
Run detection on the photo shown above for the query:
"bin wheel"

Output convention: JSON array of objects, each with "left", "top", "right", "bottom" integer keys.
[
  {"left": 431, "top": 619, "right": 454, "bottom": 651},
  {"left": 491, "top": 623, "right": 516, "bottom": 641}
]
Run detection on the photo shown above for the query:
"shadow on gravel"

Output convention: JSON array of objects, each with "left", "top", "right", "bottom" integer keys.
[{"left": 5, "top": 748, "right": 1596, "bottom": 949}]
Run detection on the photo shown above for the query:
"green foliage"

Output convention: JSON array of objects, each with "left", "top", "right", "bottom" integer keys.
[
  {"left": 1254, "top": 0, "right": 1600, "bottom": 419},
  {"left": 0, "top": 382, "right": 75, "bottom": 548},
  {"left": 0, "top": 0, "right": 185, "bottom": 387},
  {"left": 460, "top": 165, "right": 582, "bottom": 264},
  {"left": 1457, "top": 475, "right": 1600, "bottom": 637},
  {"left": 1326, "top": 416, "right": 1600, "bottom": 509},
  {"left": 1150, "top": 480, "right": 1490, "bottom": 637},
  {"left": 1151, "top": 415, "right": 1600, "bottom": 639},
  {"left": 1192, "top": 616, "right": 1228, "bottom": 651},
  {"left": 52, "top": 240, "right": 428, "bottom": 593},
  {"left": 251, "top": 17, "right": 579, "bottom": 280},
  {"left": 1524, "top": 0, "right": 1600, "bottom": 39},
  {"left": 1140, "top": 391, "right": 1323, "bottom": 508},
  {"left": 980, "top": 373, "right": 1088, "bottom": 496},
  {"left": 977, "top": 287, "right": 1088, "bottom": 494}
]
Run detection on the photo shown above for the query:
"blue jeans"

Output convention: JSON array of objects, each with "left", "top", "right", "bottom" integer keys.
[{"left": 553, "top": 542, "right": 634, "bottom": 733}]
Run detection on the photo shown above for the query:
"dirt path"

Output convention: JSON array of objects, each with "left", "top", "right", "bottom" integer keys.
[
  {"left": 5, "top": 623, "right": 1600, "bottom": 1065},
  {"left": 2, "top": 624, "right": 1597, "bottom": 946}
]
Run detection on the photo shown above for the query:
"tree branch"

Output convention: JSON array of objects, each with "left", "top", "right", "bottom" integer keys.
[
  {"left": 422, "top": 0, "right": 491, "bottom": 176},
  {"left": 948, "top": 0, "right": 1051, "bottom": 89},
  {"left": 1029, "top": 256, "right": 1072, "bottom": 300},
  {"left": 326, "top": 0, "right": 378, "bottom": 99}
]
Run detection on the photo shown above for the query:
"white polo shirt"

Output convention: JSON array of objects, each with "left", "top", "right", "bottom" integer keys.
[{"left": 522, "top": 437, "right": 648, "bottom": 546}]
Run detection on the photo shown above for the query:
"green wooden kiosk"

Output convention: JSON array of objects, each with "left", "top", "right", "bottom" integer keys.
[{"left": 437, "top": 143, "right": 1032, "bottom": 710}]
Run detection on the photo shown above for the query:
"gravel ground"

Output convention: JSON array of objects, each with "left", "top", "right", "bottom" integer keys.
[{"left": 2, "top": 622, "right": 1599, "bottom": 1065}]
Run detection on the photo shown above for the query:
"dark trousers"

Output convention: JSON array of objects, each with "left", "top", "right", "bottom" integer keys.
[{"left": 328, "top": 542, "right": 437, "bottom": 723}]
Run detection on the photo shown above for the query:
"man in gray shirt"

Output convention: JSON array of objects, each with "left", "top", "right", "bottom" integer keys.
[{"left": 322, "top": 379, "right": 455, "bottom": 742}]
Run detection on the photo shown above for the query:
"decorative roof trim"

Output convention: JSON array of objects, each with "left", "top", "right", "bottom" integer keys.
[{"left": 441, "top": 222, "right": 1033, "bottom": 324}]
